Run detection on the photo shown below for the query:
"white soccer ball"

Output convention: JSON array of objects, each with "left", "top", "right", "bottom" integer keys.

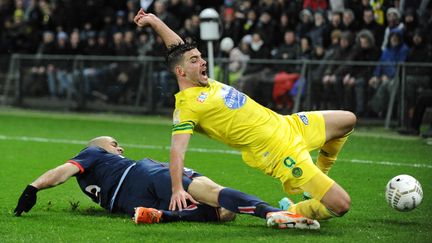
[{"left": 385, "top": 174, "right": 423, "bottom": 212}]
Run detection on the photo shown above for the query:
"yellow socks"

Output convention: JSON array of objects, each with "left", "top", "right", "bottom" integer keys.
[
  {"left": 316, "top": 130, "right": 352, "bottom": 174},
  {"left": 288, "top": 199, "right": 337, "bottom": 220}
]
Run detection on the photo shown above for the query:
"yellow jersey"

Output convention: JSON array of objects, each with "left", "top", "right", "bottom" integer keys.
[{"left": 172, "top": 80, "right": 315, "bottom": 181}]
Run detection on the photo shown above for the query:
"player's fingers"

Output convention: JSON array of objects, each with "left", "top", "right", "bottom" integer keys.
[
  {"left": 187, "top": 194, "right": 199, "bottom": 205},
  {"left": 169, "top": 198, "right": 177, "bottom": 211},
  {"left": 181, "top": 197, "right": 189, "bottom": 210},
  {"left": 133, "top": 15, "right": 140, "bottom": 23}
]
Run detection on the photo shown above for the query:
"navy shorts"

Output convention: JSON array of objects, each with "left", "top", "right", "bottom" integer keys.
[{"left": 114, "top": 160, "right": 202, "bottom": 216}]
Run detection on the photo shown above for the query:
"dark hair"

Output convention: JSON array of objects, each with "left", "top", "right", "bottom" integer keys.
[{"left": 165, "top": 39, "right": 198, "bottom": 71}]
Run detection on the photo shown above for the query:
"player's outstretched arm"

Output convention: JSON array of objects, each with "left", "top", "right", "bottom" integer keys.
[
  {"left": 169, "top": 133, "right": 199, "bottom": 211},
  {"left": 14, "top": 163, "right": 79, "bottom": 216},
  {"left": 134, "top": 8, "right": 183, "bottom": 48}
]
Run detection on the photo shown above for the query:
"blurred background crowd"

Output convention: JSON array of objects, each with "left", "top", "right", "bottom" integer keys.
[{"left": 0, "top": 0, "right": 432, "bottom": 135}]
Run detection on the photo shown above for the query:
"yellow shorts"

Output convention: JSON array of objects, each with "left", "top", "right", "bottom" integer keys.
[{"left": 272, "top": 111, "right": 332, "bottom": 198}]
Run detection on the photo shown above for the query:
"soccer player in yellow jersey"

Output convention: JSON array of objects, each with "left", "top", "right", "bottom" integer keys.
[{"left": 134, "top": 9, "right": 356, "bottom": 228}]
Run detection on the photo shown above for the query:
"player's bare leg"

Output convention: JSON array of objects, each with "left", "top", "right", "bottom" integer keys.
[
  {"left": 187, "top": 176, "right": 224, "bottom": 207},
  {"left": 317, "top": 110, "right": 356, "bottom": 174}
]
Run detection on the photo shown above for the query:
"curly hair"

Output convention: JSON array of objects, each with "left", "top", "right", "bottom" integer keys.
[{"left": 165, "top": 39, "right": 198, "bottom": 71}]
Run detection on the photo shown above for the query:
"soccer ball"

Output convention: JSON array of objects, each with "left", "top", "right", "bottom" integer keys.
[{"left": 385, "top": 174, "right": 423, "bottom": 212}]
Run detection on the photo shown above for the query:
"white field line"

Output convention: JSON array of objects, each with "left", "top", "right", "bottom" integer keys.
[{"left": 1, "top": 134, "right": 431, "bottom": 169}]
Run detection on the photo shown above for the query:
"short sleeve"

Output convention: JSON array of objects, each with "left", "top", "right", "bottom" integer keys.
[{"left": 172, "top": 107, "right": 199, "bottom": 135}]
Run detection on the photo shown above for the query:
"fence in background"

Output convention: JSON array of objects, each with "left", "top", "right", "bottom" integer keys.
[{"left": 1, "top": 54, "right": 431, "bottom": 128}]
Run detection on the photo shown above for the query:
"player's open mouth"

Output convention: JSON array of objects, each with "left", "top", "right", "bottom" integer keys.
[{"left": 201, "top": 69, "right": 208, "bottom": 79}]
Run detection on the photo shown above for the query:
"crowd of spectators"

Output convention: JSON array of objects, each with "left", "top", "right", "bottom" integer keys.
[{"left": 1, "top": 0, "right": 432, "bottom": 121}]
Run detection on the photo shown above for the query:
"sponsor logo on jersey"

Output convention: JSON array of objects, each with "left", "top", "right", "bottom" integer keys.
[
  {"left": 221, "top": 85, "right": 246, "bottom": 109},
  {"left": 283, "top": 156, "right": 296, "bottom": 168},
  {"left": 292, "top": 167, "right": 303, "bottom": 178},
  {"left": 197, "top": 92, "right": 208, "bottom": 103},
  {"left": 297, "top": 113, "right": 309, "bottom": 125}
]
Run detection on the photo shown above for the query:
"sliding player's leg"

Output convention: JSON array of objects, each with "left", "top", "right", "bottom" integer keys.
[
  {"left": 188, "top": 176, "right": 320, "bottom": 229},
  {"left": 189, "top": 176, "right": 280, "bottom": 218}
]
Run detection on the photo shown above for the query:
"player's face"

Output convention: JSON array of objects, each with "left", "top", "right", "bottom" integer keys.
[
  {"left": 100, "top": 137, "right": 124, "bottom": 155},
  {"left": 180, "top": 48, "right": 208, "bottom": 87}
]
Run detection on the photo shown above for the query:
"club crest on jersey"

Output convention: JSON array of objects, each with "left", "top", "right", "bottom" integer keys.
[
  {"left": 221, "top": 85, "right": 246, "bottom": 109},
  {"left": 197, "top": 92, "right": 208, "bottom": 103},
  {"left": 292, "top": 167, "right": 303, "bottom": 178},
  {"left": 297, "top": 113, "right": 309, "bottom": 125}
]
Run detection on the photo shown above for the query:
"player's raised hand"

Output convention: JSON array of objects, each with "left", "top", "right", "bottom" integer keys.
[
  {"left": 14, "top": 185, "right": 38, "bottom": 216},
  {"left": 169, "top": 189, "right": 199, "bottom": 211},
  {"left": 134, "top": 8, "right": 155, "bottom": 27}
]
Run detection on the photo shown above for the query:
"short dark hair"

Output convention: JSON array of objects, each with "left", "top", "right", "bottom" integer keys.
[{"left": 165, "top": 39, "right": 198, "bottom": 71}]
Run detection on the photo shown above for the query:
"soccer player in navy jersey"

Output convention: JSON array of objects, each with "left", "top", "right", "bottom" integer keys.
[{"left": 14, "top": 136, "right": 319, "bottom": 229}]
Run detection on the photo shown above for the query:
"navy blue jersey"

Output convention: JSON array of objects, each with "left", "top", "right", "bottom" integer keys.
[
  {"left": 68, "top": 146, "right": 135, "bottom": 209},
  {"left": 68, "top": 146, "right": 199, "bottom": 215}
]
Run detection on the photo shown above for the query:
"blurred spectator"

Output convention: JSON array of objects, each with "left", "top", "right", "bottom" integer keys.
[
  {"left": 166, "top": 0, "right": 191, "bottom": 25},
  {"left": 272, "top": 30, "right": 300, "bottom": 110},
  {"left": 111, "top": 10, "right": 129, "bottom": 34},
  {"left": 226, "top": 36, "right": 250, "bottom": 86},
  {"left": 345, "top": 0, "right": 369, "bottom": 21},
  {"left": 329, "top": 0, "right": 344, "bottom": 12},
  {"left": 345, "top": 30, "right": 381, "bottom": 116},
  {"left": 274, "top": 12, "right": 295, "bottom": 47},
  {"left": 50, "top": 31, "right": 75, "bottom": 98},
  {"left": 361, "top": 7, "right": 384, "bottom": 47},
  {"left": 69, "top": 30, "right": 84, "bottom": 55},
  {"left": 322, "top": 31, "right": 355, "bottom": 109},
  {"left": 3, "top": 7, "right": 33, "bottom": 53},
  {"left": 398, "top": 89, "right": 432, "bottom": 138},
  {"left": 136, "top": 30, "right": 154, "bottom": 56},
  {"left": 126, "top": 0, "right": 140, "bottom": 29},
  {"left": 148, "top": 35, "right": 177, "bottom": 108},
  {"left": 221, "top": 7, "right": 242, "bottom": 44},
  {"left": 236, "top": 31, "right": 272, "bottom": 106},
  {"left": 307, "top": 10, "right": 326, "bottom": 47},
  {"left": 153, "top": 0, "right": 180, "bottom": 31},
  {"left": 240, "top": 8, "right": 258, "bottom": 36},
  {"left": 254, "top": 10, "right": 277, "bottom": 47},
  {"left": 402, "top": 8, "right": 419, "bottom": 47},
  {"left": 309, "top": 44, "right": 327, "bottom": 109},
  {"left": 323, "top": 11, "right": 342, "bottom": 48},
  {"left": 111, "top": 31, "right": 127, "bottom": 56},
  {"left": 403, "top": 29, "right": 432, "bottom": 122},
  {"left": 381, "top": 7, "right": 404, "bottom": 51},
  {"left": 369, "top": 29, "right": 410, "bottom": 117},
  {"left": 273, "top": 30, "right": 300, "bottom": 73},
  {"left": 299, "top": 36, "right": 313, "bottom": 60},
  {"left": 26, "top": 31, "right": 56, "bottom": 96},
  {"left": 82, "top": 31, "right": 98, "bottom": 55},
  {"left": 370, "top": 0, "right": 385, "bottom": 25},
  {"left": 258, "top": 0, "right": 283, "bottom": 21},
  {"left": 342, "top": 9, "right": 360, "bottom": 32},
  {"left": 123, "top": 30, "right": 137, "bottom": 56},
  {"left": 296, "top": 9, "right": 314, "bottom": 39},
  {"left": 94, "top": 31, "right": 113, "bottom": 55}
]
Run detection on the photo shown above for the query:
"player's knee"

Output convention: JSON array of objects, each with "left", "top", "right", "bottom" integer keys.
[
  {"left": 218, "top": 208, "right": 236, "bottom": 222},
  {"left": 342, "top": 111, "right": 357, "bottom": 134},
  {"left": 334, "top": 194, "right": 351, "bottom": 216}
]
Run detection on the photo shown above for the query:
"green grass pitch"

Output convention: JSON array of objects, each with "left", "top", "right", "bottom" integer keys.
[{"left": 0, "top": 108, "right": 431, "bottom": 242}]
